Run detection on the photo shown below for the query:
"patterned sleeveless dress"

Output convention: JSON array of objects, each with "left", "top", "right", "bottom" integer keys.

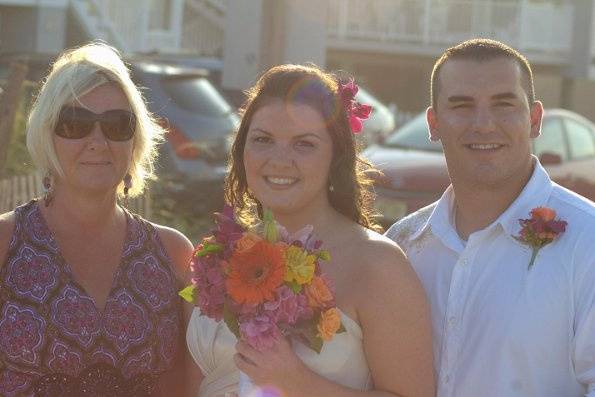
[{"left": 0, "top": 200, "right": 183, "bottom": 396}]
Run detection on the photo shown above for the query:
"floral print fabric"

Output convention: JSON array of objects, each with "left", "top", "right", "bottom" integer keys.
[{"left": 0, "top": 201, "right": 182, "bottom": 396}]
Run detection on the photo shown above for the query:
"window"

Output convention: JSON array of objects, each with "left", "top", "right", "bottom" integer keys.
[
  {"left": 383, "top": 113, "right": 443, "bottom": 152},
  {"left": 565, "top": 118, "right": 595, "bottom": 160},
  {"left": 161, "top": 76, "right": 232, "bottom": 117},
  {"left": 533, "top": 117, "right": 567, "bottom": 161}
]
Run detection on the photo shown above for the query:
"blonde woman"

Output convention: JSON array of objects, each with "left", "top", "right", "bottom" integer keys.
[{"left": 0, "top": 43, "right": 194, "bottom": 396}]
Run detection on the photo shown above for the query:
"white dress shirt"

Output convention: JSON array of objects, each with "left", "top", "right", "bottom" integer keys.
[{"left": 385, "top": 161, "right": 595, "bottom": 397}]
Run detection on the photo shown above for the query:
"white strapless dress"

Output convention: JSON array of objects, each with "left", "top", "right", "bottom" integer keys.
[{"left": 186, "top": 308, "right": 372, "bottom": 396}]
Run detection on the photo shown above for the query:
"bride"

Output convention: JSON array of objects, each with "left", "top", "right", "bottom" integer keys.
[{"left": 186, "top": 64, "right": 435, "bottom": 397}]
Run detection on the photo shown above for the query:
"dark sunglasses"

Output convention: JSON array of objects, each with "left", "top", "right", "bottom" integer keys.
[{"left": 54, "top": 106, "right": 136, "bottom": 141}]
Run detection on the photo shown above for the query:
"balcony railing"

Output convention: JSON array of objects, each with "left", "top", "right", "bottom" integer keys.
[
  {"left": 77, "top": 0, "right": 184, "bottom": 53},
  {"left": 327, "top": 0, "right": 573, "bottom": 61}
]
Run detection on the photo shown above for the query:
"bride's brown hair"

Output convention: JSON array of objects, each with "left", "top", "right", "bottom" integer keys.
[{"left": 224, "top": 64, "right": 380, "bottom": 231}]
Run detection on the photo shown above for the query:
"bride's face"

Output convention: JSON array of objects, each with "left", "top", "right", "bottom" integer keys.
[{"left": 243, "top": 99, "right": 333, "bottom": 216}]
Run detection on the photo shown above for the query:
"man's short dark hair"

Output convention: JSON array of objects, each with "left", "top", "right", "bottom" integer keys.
[{"left": 430, "top": 38, "right": 535, "bottom": 109}]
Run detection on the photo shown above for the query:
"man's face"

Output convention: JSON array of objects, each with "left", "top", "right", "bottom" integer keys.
[{"left": 427, "top": 58, "right": 543, "bottom": 189}]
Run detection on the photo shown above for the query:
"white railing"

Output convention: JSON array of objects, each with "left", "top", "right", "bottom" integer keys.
[
  {"left": 181, "top": 0, "right": 225, "bottom": 56},
  {"left": 181, "top": 0, "right": 227, "bottom": 56},
  {"left": 327, "top": 0, "right": 573, "bottom": 58},
  {"left": 71, "top": 0, "right": 184, "bottom": 53}
]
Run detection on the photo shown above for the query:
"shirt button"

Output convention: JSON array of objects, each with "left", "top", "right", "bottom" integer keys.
[
  {"left": 444, "top": 375, "right": 450, "bottom": 384},
  {"left": 459, "top": 258, "right": 468, "bottom": 267},
  {"left": 448, "top": 316, "right": 456, "bottom": 326}
]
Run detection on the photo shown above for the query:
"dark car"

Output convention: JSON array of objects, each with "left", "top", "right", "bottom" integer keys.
[
  {"left": 128, "top": 61, "right": 238, "bottom": 186},
  {"left": 363, "top": 109, "right": 595, "bottom": 226}
]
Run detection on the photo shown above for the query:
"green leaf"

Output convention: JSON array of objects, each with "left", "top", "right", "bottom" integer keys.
[
  {"left": 263, "top": 208, "right": 278, "bottom": 243},
  {"left": 309, "top": 335, "right": 324, "bottom": 354},
  {"left": 196, "top": 242, "right": 224, "bottom": 257},
  {"left": 300, "top": 325, "right": 324, "bottom": 354},
  {"left": 178, "top": 285, "right": 196, "bottom": 303},
  {"left": 297, "top": 317, "right": 325, "bottom": 354},
  {"left": 318, "top": 250, "right": 331, "bottom": 261},
  {"left": 223, "top": 302, "right": 241, "bottom": 338},
  {"left": 286, "top": 280, "right": 302, "bottom": 294}
]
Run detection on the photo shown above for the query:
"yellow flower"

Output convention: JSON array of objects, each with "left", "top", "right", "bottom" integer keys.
[
  {"left": 318, "top": 308, "right": 341, "bottom": 341},
  {"left": 284, "top": 245, "right": 316, "bottom": 285}
]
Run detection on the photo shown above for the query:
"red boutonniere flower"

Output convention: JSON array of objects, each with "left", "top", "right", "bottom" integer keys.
[
  {"left": 515, "top": 207, "right": 567, "bottom": 269},
  {"left": 338, "top": 79, "right": 372, "bottom": 134}
]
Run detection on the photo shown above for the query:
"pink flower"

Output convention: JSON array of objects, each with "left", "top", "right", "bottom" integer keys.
[
  {"left": 515, "top": 206, "right": 567, "bottom": 270},
  {"left": 263, "top": 286, "right": 312, "bottom": 325},
  {"left": 240, "top": 314, "right": 279, "bottom": 350},
  {"left": 213, "top": 205, "right": 244, "bottom": 257},
  {"left": 349, "top": 102, "right": 372, "bottom": 134},
  {"left": 338, "top": 79, "right": 372, "bottom": 133},
  {"left": 192, "top": 256, "right": 226, "bottom": 320}
]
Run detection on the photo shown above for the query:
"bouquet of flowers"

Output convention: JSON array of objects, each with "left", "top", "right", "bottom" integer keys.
[{"left": 180, "top": 206, "right": 345, "bottom": 391}]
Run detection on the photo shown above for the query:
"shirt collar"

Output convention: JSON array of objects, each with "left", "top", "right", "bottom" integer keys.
[
  {"left": 409, "top": 185, "right": 454, "bottom": 242},
  {"left": 496, "top": 158, "right": 553, "bottom": 238},
  {"left": 408, "top": 157, "right": 554, "bottom": 244}
]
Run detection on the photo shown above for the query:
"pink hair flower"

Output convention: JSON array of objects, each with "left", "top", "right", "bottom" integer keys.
[{"left": 339, "top": 79, "right": 372, "bottom": 134}]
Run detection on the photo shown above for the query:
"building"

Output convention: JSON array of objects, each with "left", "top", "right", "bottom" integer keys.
[{"left": 2, "top": 0, "right": 595, "bottom": 119}]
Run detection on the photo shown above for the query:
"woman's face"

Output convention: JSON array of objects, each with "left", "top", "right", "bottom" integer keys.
[
  {"left": 243, "top": 99, "right": 334, "bottom": 216},
  {"left": 53, "top": 83, "right": 134, "bottom": 196}
]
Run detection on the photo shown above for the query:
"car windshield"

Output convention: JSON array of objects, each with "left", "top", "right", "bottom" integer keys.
[
  {"left": 356, "top": 87, "right": 385, "bottom": 113},
  {"left": 161, "top": 75, "right": 232, "bottom": 117},
  {"left": 382, "top": 113, "right": 443, "bottom": 152}
]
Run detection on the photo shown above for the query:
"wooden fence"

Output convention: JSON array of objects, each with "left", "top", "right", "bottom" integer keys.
[{"left": 0, "top": 173, "right": 152, "bottom": 219}]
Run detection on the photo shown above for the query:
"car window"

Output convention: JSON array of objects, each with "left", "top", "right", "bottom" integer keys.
[
  {"left": 565, "top": 118, "right": 595, "bottom": 160},
  {"left": 382, "top": 113, "right": 443, "bottom": 152},
  {"left": 160, "top": 75, "right": 232, "bottom": 116},
  {"left": 533, "top": 117, "right": 568, "bottom": 161}
]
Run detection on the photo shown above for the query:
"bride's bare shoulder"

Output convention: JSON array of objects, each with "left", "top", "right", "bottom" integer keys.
[{"left": 335, "top": 225, "right": 413, "bottom": 280}]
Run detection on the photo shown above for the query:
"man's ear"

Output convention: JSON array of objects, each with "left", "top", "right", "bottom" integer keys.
[
  {"left": 426, "top": 106, "right": 440, "bottom": 142},
  {"left": 529, "top": 100, "right": 544, "bottom": 139}
]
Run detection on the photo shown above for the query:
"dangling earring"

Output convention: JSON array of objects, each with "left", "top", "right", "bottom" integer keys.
[
  {"left": 123, "top": 173, "right": 132, "bottom": 206},
  {"left": 329, "top": 184, "right": 335, "bottom": 192},
  {"left": 43, "top": 171, "right": 53, "bottom": 207}
]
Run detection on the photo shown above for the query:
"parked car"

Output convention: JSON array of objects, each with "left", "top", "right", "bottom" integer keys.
[
  {"left": 363, "top": 109, "right": 595, "bottom": 226},
  {"left": 0, "top": 53, "right": 238, "bottom": 195},
  {"left": 131, "top": 52, "right": 396, "bottom": 145},
  {"left": 128, "top": 61, "right": 238, "bottom": 186}
]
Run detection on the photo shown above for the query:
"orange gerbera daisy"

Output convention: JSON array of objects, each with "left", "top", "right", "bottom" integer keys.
[{"left": 226, "top": 240, "right": 286, "bottom": 305}]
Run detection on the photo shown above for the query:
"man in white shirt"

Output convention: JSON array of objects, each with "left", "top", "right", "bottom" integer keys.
[{"left": 385, "top": 38, "right": 595, "bottom": 397}]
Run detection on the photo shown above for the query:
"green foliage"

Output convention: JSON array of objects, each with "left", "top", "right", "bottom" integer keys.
[
  {"left": 178, "top": 284, "right": 196, "bottom": 303},
  {"left": 196, "top": 242, "right": 224, "bottom": 257},
  {"left": 223, "top": 301, "right": 241, "bottom": 338},
  {"left": 149, "top": 179, "right": 223, "bottom": 242},
  {"left": 4, "top": 81, "right": 37, "bottom": 177}
]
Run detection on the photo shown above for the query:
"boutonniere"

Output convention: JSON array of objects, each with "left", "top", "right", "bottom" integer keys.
[{"left": 514, "top": 207, "right": 567, "bottom": 270}]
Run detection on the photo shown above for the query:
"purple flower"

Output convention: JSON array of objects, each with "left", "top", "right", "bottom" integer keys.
[
  {"left": 240, "top": 315, "right": 279, "bottom": 350},
  {"left": 263, "top": 286, "right": 312, "bottom": 325},
  {"left": 213, "top": 205, "right": 244, "bottom": 256},
  {"left": 192, "top": 256, "right": 226, "bottom": 320}
]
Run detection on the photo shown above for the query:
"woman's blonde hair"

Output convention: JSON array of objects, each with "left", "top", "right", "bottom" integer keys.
[{"left": 26, "top": 42, "right": 164, "bottom": 197}]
